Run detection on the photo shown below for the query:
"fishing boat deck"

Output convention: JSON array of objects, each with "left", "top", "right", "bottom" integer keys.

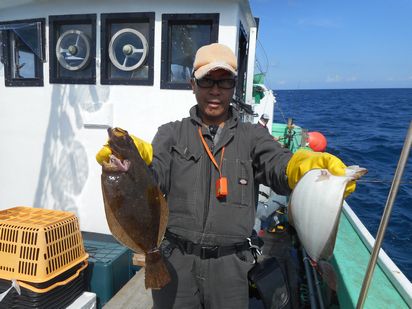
[
  {"left": 333, "top": 204, "right": 411, "bottom": 308},
  {"left": 103, "top": 268, "right": 152, "bottom": 309}
]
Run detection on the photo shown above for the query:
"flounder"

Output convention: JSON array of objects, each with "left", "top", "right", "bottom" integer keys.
[
  {"left": 101, "top": 127, "right": 170, "bottom": 289},
  {"left": 289, "top": 166, "right": 367, "bottom": 262}
]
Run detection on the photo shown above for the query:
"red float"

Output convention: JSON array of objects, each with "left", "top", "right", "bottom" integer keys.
[{"left": 307, "top": 131, "right": 327, "bottom": 152}]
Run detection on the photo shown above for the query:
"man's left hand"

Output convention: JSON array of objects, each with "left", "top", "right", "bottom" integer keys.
[{"left": 286, "top": 149, "right": 356, "bottom": 197}]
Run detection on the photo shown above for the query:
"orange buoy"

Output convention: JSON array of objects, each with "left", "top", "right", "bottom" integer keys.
[{"left": 307, "top": 131, "right": 327, "bottom": 152}]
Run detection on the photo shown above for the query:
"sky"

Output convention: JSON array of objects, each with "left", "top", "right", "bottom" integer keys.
[{"left": 249, "top": 0, "right": 412, "bottom": 90}]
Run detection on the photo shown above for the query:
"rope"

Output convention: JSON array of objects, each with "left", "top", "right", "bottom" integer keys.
[
  {"left": 357, "top": 179, "right": 412, "bottom": 184},
  {"left": 255, "top": 38, "right": 290, "bottom": 124}
]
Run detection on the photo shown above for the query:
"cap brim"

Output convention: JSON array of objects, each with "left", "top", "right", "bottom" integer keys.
[{"left": 194, "top": 62, "right": 237, "bottom": 79}]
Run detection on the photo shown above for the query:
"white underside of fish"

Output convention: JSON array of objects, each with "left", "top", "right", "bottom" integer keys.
[{"left": 289, "top": 166, "right": 367, "bottom": 262}]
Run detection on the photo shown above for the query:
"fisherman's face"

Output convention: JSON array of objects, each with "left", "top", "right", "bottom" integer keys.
[{"left": 191, "top": 69, "right": 236, "bottom": 126}]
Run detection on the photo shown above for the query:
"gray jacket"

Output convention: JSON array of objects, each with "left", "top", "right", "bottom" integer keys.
[{"left": 151, "top": 105, "right": 292, "bottom": 245}]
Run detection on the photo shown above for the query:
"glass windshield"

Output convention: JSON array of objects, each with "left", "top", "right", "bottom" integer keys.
[{"left": 169, "top": 24, "right": 211, "bottom": 83}]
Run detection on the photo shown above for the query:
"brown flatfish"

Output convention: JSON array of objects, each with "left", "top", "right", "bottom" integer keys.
[{"left": 101, "top": 127, "right": 170, "bottom": 289}]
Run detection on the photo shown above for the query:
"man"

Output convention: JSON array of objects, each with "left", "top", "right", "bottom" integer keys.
[
  {"left": 96, "top": 43, "right": 355, "bottom": 308},
  {"left": 258, "top": 113, "right": 270, "bottom": 128}
]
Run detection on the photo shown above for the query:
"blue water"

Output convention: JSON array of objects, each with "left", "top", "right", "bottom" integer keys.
[{"left": 274, "top": 88, "right": 412, "bottom": 281}]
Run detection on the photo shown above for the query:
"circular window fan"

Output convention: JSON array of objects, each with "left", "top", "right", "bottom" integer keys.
[
  {"left": 108, "top": 28, "right": 148, "bottom": 72},
  {"left": 56, "top": 29, "right": 91, "bottom": 71}
]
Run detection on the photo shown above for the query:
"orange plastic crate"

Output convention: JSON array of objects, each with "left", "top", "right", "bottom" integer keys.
[{"left": 0, "top": 206, "right": 89, "bottom": 288}]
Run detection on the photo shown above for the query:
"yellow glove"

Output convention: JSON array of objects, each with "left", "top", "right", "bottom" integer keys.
[
  {"left": 96, "top": 134, "right": 153, "bottom": 166},
  {"left": 286, "top": 149, "right": 356, "bottom": 197}
]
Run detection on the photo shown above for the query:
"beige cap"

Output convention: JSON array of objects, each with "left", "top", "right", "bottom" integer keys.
[{"left": 193, "top": 43, "right": 237, "bottom": 79}]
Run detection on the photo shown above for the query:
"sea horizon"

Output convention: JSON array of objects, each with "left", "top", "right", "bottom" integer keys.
[{"left": 273, "top": 87, "right": 412, "bottom": 91}]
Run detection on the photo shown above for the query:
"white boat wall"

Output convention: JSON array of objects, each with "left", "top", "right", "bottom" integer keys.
[{"left": 0, "top": 0, "right": 260, "bottom": 234}]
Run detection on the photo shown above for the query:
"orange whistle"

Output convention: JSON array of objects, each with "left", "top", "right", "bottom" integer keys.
[{"left": 216, "top": 177, "right": 228, "bottom": 198}]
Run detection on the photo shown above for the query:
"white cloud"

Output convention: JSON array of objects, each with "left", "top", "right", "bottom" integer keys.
[
  {"left": 385, "top": 76, "right": 412, "bottom": 81},
  {"left": 326, "top": 74, "right": 358, "bottom": 83},
  {"left": 326, "top": 74, "right": 342, "bottom": 83},
  {"left": 346, "top": 75, "right": 358, "bottom": 81}
]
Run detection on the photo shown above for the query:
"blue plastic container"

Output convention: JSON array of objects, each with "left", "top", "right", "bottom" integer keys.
[{"left": 82, "top": 232, "right": 133, "bottom": 309}]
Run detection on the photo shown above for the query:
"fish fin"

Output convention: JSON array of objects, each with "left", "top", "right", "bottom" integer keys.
[
  {"left": 320, "top": 215, "right": 341, "bottom": 261},
  {"left": 318, "top": 260, "right": 338, "bottom": 291},
  {"left": 102, "top": 182, "right": 145, "bottom": 253},
  {"left": 147, "top": 186, "right": 168, "bottom": 247},
  {"left": 145, "top": 249, "right": 171, "bottom": 289},
  {"left": 105, "top": 207, "right": 145, "bottom": 253}
]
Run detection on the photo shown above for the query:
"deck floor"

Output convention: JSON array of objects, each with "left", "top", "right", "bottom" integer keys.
[{"left": 103, "top": 269, "right": 153, "bottom": 309}]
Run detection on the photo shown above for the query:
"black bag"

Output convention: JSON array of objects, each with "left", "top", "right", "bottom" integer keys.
[{"left": 248, "top": 257, "right": 290, "bottom": 309}]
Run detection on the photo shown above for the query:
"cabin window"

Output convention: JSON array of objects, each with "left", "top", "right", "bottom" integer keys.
[
  {"left": 101, "top": 12, "right": 155, "bottom": 85},
  {"left": 161, "top": 13, "right": 219, "bottom": 90},
  {"left": 0, "top": 19, "right": 45, "bottom": 87},
  {"left": 49, "top": 14, "right": 96, "bottom": 84}
]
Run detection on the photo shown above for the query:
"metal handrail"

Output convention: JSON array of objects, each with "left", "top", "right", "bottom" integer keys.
[{"left": 357, "top": 121, "right": 412, "bottom": 308}]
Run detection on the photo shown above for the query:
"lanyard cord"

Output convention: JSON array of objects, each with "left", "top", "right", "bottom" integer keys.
[{"left": 198, "top": 127, "right": 225, "bottom": 177}]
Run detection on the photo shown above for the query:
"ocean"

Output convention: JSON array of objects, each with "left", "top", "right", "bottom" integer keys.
[{"left": 274, "top": 88, "right": 412, "bottom": 281}]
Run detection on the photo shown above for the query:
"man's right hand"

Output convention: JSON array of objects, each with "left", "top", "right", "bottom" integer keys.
[{"left": 96, "top": 134, "right": 153, "bottom": 166}]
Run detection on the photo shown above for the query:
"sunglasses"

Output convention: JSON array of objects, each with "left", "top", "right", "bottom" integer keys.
[{"left": 195, "top": 78, "right": 236, "bottom": 89}]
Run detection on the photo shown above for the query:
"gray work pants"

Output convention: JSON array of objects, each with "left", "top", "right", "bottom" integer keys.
[{"left": 152, "top": 240, "right": 255, "bottom": 309}]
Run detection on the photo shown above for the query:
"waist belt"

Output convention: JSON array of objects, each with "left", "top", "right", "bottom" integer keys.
[{"left": 165, "top": 230, "right": 250, "bottom": 259}]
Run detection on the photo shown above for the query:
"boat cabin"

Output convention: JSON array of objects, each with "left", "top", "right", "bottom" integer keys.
[{"left": 0, "top": 0, "right": 260, "bottom": 233}]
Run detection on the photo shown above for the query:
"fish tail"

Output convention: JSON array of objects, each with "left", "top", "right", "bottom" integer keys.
[
  {"left": 145, "top": 249, "right": 171, "bottom": 289},
  {"left": 318, "top": 260, "right": 338, "bottom": 291}
]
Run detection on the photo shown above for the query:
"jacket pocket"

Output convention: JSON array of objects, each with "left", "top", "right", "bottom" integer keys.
[
  {"left": 223, "top": 158, "right": 254, "bottom": 207},
  {"left": 168, "top": 146, "right": 202, "bottom": 217},
  {"left": 171, "top": 145, "right": 201, "bottom": 162}
]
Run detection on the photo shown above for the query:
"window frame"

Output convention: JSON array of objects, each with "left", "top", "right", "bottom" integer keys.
[
  {"left": 100, "top": 12, "right": 155, "bottom": 86},
  {"left": 160, "top": 13, "right": 219, "bottom": 90},
  {"left": 1, "top": 18, "right": 45, "bottom": 87},
  {"left": 49, "top": 14, "right": 96, "bottom": 84},
  {"left": 236, "top": 22, "right": 248, "bottom": 102}
]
